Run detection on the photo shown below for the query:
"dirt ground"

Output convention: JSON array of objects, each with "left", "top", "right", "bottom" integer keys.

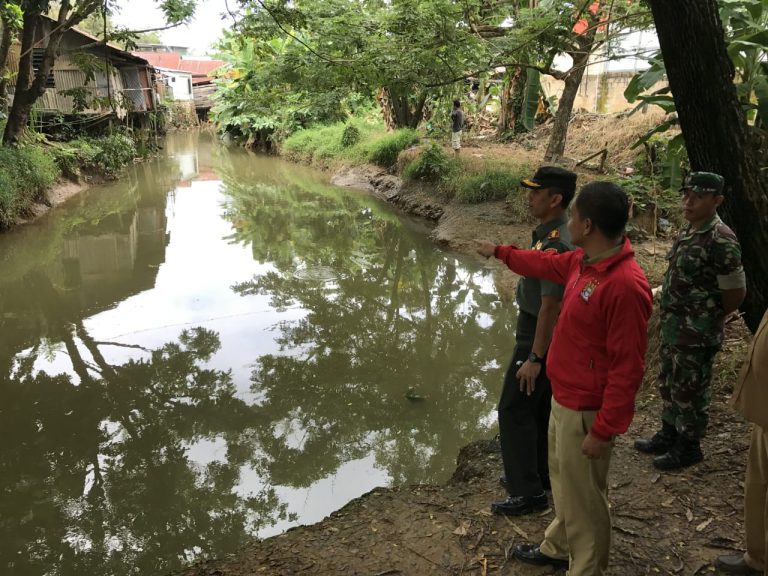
[{"left": 174, "top": 114, "right": 753, "bottom": 576}]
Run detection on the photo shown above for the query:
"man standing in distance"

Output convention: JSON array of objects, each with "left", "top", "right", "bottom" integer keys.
[
  {"left": 492, "top": 166, "right": 576, "bottom": 517},
  {"left": 475, "top": 182, "right": 652, "bottom": 575},
  {"left": 450, "top": 100, "right": 464, "bottom": 154},
  {"left": 635, "top": 172, "right": 746, "bottom": 470}
]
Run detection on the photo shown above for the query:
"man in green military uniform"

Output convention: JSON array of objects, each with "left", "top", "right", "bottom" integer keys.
[
  {"left": 491, "top": 166, "right": 575, "bottom": 516},
  {"left": 635, "top": 172, "right": 746, "bottom": 470}
]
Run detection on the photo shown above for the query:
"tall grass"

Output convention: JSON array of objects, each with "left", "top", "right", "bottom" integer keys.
[
  {"left": 282, "top": 119, "right": 419, "bottom": 168},
  {"left": 0, "top": 146, "right": 60, "bottom": 229}
]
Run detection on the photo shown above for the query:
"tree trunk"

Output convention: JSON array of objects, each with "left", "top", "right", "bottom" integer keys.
[
  {"left": 3, "top": 14, "right": 61, "bottom": 144},
  {"left": 497, "top": 67, "right": 525, "bottom": 137},
  {"left": 378, "top": 87, "right": 425, "bottom": 130},
  {"left": 648, "top": 0, "right": 768, "bottom": 332},
  {"left": 0, "top": 17, "right": 14, "bottom": 118},
  {"left": 544, "top": 23, "right": 596, "bottom": 162}
]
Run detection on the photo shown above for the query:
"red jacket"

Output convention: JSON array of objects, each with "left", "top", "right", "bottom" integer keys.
[{"left": 495, "top": 238, "right": 652, "bottom": 441}]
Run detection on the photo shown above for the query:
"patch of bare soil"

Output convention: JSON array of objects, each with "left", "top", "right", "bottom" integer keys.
[{"left": 174, "top": 112, "right": 751, "bottom": 576}]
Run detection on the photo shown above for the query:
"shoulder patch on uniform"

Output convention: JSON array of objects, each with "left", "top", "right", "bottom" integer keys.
[{"left": 548, "top": 229, "right": 560, "bottom": 240}]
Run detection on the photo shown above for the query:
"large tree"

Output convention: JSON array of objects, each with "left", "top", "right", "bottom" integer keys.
[
  {"left": 0, "top": 2, "right": 22, "bottom": 117},
  {"left": 647, "top": 0, "right": 768, "bottom": 332}
]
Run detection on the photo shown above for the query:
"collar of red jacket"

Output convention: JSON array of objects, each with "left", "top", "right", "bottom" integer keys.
[{"left": 581, "top": 237, "right": 634, "bottom": 272}]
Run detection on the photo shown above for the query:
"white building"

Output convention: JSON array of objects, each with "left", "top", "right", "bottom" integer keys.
[{"left": 155, "top": 67, "right": 194, "bottom": 101}]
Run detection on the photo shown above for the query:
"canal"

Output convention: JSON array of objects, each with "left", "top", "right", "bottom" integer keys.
[{"left": 0, "top": 131, "right": 517, "bottom": 575}]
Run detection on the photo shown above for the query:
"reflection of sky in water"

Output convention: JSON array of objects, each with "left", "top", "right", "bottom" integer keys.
[
  {"left": 2, "top": 134, "right": 516, "bottom": 574},
  {"left": 33, "top": 180, "right": 307, "bottom": 397},
  {"left": 26, "top": 177, "right": 417, "bottom": 540}
]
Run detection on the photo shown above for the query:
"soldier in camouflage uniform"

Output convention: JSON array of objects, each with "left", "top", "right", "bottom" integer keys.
[{"left": 635, "top": 172, "right": 746, "bottom": 470}]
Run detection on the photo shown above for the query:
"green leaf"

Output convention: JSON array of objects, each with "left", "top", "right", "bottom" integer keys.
[
  {"left": 636, "top": 94, "right": 677, "bottom": 114},
  {"left": 520, "top": 68, "right": 541, "bottom": 131},
  {"left": 630, "top": 118, "right": 679, "bottom": 149},
  {"left": 754, "top": 76, "right": 768, "bottom": 128},
  {"left": 624, "top": 55, "right": 666, "bottom": 102}
]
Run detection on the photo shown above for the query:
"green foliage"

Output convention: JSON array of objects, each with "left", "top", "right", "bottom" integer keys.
[
  {"left": 453, "top": 168, "right": 521, "bottom": 204},
  {"left": 520, "top": 69, "right": 542, "bottom": 131},
  {"left": 0, "top": 145, "right": 60, "bottom": 228},
  {"left": 50, "top": 139, "right": 100, "bottom": 180},
  {"left": 91, "top": 133, "right": 138, "bottom": 177},
  {"left": 402, "top": 143, "right": 454, "bottom": 182},
  {"left": 49, "top": 134, "right": 139, "bottom": 180},
  {"left": 633, "top": 133, "right": 689, "bottom": 195},
  {"left": 281, "top": 117, "right": 386, "bottom": 165},
  {"left": 1, "top": 2, "right": 23, "bottom": 35},
  {"left": 283, "top": 123, "right": 349, "bottom": 163},
  {"left": 366, "top": 129, "right": 419, "bottom": 167},
  {"left": 626, "top": 0, "right": 768, "bottom": 141},
  {"left": 341, "top": 124, "right": 361, "bottom": 148}
]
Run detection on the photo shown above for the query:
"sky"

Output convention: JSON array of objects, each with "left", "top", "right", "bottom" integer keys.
[{"left": 112, "top": 0, "right": 236, "bottom": 55}]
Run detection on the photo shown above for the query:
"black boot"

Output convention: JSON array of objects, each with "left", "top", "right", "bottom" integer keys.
[
  {"left": 653, "top": 436, "right": 704, "bottom": 471},
  {"left": 634, "top": 422, "right": 677, "bottom": 455}
]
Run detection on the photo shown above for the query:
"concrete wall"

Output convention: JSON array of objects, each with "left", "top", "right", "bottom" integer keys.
[{"left": 541, "top": 71, "right": 667, "bottom": 114}]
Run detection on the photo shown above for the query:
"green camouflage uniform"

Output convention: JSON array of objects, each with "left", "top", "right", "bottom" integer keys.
[{"left": 659, "top": 214, "right": 745, "bottom": 439}]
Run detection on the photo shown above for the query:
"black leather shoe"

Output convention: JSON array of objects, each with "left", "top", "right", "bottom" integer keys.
[
  {"left": 653, "top": 437, "right": 703, "bottom": 471},
  {"left": 715, "top": 554, "right": 762, "bottom": 574},
  {"left": 634, "top": 423, "right": 677, "bottom": 455},
  {"left": 491, "top": 492, "right": 548, "bottom": 516},
  {"left": 512, "top": 543, "right": 569, "bottom": 569}
]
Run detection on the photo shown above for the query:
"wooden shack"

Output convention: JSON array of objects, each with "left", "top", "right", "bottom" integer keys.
[{"left": 6, "top": 15, "right": 156, "bottom": 122}]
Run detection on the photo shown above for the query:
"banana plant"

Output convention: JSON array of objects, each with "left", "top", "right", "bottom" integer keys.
[{"left": 625, "top": 0, "right": 768, "bottom": 144}]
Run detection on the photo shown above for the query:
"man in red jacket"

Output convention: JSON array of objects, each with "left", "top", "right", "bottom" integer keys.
[{"left": 475, "top": 181, "right": 652, "bottom": 576}]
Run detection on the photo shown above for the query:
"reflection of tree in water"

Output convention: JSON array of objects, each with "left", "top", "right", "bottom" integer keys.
[
  {"left": 221, "top": 173, "right": 516, "bottom": 487},
  {"left": 0, "top": 289, "right": 291, "bottom": 576}
]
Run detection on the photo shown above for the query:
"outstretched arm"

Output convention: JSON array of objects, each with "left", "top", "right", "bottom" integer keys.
[{"left": 473, "top": 239, "right": 576, "bottom": 285}]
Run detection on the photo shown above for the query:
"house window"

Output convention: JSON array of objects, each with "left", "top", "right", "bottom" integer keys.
[
  {"left": 32, "top": 48, "right": 56, "bottom": 88},
  {"left": 187, "top": 78, "right": 192, "bottom": 94}
]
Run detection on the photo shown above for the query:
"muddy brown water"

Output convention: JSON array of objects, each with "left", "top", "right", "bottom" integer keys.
[{"left": 0, "top": 131, "right": 519, "bottom": 575}]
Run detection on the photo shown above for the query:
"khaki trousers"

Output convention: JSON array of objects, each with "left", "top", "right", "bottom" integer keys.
[
  {"left": 745, "top": 425, "right": 768, "bottom": 572},
  {"left": 539, "top": 399, "right": 613, "bottom": 576}
]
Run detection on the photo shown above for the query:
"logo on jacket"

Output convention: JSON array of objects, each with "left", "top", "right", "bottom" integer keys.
[
  {"left": 548, "top": 229, "right": 560, "bottom": 240},
  {"left": 580, "top": 280, "right": 598, "bottom": 302}
]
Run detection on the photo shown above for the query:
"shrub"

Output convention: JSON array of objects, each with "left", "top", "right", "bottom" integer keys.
[
  {"left": 341, "top": 123, "right": 361, "bottom": 147},
  {"left": 92, "top": 133, "right": 137, "bottom": 177},
  {"left": 281, "top": 117, "right": 386, "bottom": 165},
  {"left": 366, "top": 129, "right": 419, "bottom": 167},
  {"left": 0, "top": 145, "right": 60, "bottom": 229},
  {"left": 282, "top": 124, "right": 346, "bottom": 163},
  {"left": 12, "top": 146, "right": 59, "bottom": 200},
  {"left": 402, "top": 143, "right": 454, "bottom": 183},
  {"left": 0, "top": 171, "right": 18, "bottom": 229},
  {"left": 454, "top": 169, "right": 520, "bottom": 204}
]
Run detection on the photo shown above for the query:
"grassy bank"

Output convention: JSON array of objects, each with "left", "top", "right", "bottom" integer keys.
[
  {"left": 0, "top": 133, "right": 142, "bottom": 231},
  {"left": 280, "top": 112, "right": 684, "bottom": 228},
  {"left": 281, "top": 120, "right": 540, "bottom": 217},
  {"left": 0, "top": 146, "right": 60, "bottom": 229}
]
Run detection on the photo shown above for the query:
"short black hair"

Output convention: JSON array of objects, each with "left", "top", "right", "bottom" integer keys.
[
  {"left": 453, "top": 99, "right": 461, "bottom": 108},
  {"left": 548, "top": 186, "right": 575, "bottom": 209},
  {"left": 574, "top": 181, "right": 629, "bottom": 238}
]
